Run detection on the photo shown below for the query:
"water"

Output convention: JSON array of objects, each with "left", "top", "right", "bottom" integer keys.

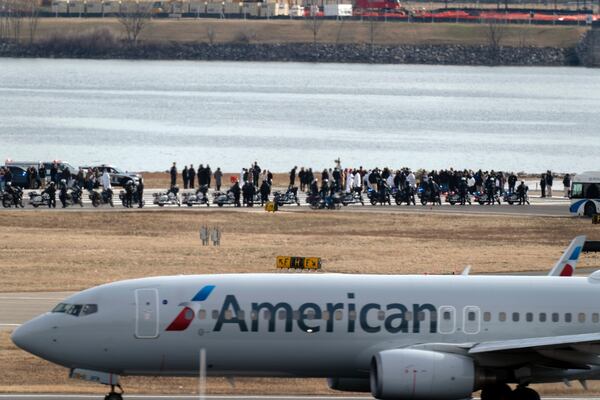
[{"left": 1, "top": 58, "right": 599, "bottom": 173}]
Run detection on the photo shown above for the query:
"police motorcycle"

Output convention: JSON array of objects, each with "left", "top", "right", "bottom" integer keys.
[
  {"left": 307, "top": 192, "right": 341, "bottom": 210},
  {"left": 212, "top": 190, "right": 236, "bottom": 207},
  {"left": 89, "top": 187, "right": 114, "bottom": 208},
  {"left": 393, "top": 185, "right": 416, "bottom": 206},
  {"left": 502, "top": 191, "right": 523, "bottom": 205},
  {"left": 273, "top": 186, "right": 301, "bottom": 207},
  {"left": 183, "top": 185, "right": 210, "bottom": 207},
  {"left": 153, "top": 186, "right": 181, "bottom": 207},
  {"left": 119, "top": 181, "right": 145, "bottom": 208},
  {"left": 417, "top": 187, "right": 442, "bottom": 206},
  {"left": 367, "top": 185, "right": 391, "bottom": 206},
  {"left": 339, "top": 188, "right": 364, "bottom": 206},
  {"left": 28, "top": 191, "right": 50, "bottom": 208},
  {"left": 2, "top": 183, "right": 24, "bottom": 208},
  {"left": 67, "top": 184, "right": 84, "bottom": 207},
  {"left": 473, "top": 189, "right": 501, "bottom": 205},
  {"left": 445, "top": 190, "right": 471, "bottom": 205}
]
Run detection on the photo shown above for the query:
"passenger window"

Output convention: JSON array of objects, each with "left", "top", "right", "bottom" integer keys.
[
  {"left": 430, "top": 311, "right": 437, "bottom": 322},
  {"left": 499, "top": 312, "right": 506, "bottom": 322},
  {"left": 212, "top": 310, "right": 219, "bottom": 319},
  {"left": 186, "top": 309, "right": 195, "bottom": 320},
  {"left": 251, "top": 311, "right": 258, "bottom": 320},
  {"left": 377, "top": 310, "right": 385, "bottom": 321},
  {"left": 348, "top": 310, "right": 357, "bottom": 321},
  {"left": 224, "top": 310, "right": 232, "bottom": 320},
  {"left": 418, "top": 312, "right": 425, "bottom": 322},
  {"left": 512, "top": 312, "right": 519, "bottom": 322},
  {"left": 306, "top": 310, "right": 316, "bottom": 320},
  {"left": 334, "top": 310, "right": 343, "bottom": 320},
  {"left": 526, "top": 312, "right": 533, "bottom": 322},
  {"left": 443, "top": 311, "right": 451, "bottom": 320},
  {"left": 263, "top": 310, "right": 272, "bottom": 320},
  {"left": 565, "top": 313, "right": 572, "bottom": 323},
  {"left": 483, "top": 312, "right": 491, "bottom": 322},
  {"left": 237, "top": 310, "right": 245, "bottom": 319},
  {"left": 593, "top": 313, "right": 599, "bottom": 323},
  {"left": 552, "top": 313, "right": 559, "bottom": 322},
  {"left": 578, "top": 313, "right": 586, "bottom": 323},
  {"left": 293, "top": 310, "right": 300, "bottom": 320},
  {"left": 278, "top": 310, "right": 287, "bottom": 320},
  {"left": 468, "top": 312, "right": 476, "bottom": 322},
  {"left": 322, "top": 311, "right": 330, "bottom": 321},
  {"left": 404, "top": 311, "right": 413, "bottom": 321},
  {"left": 197, "top": 310, "right": 206, "bottom": 320},
  {"left": 539, "top": 313, "right": 547, "bottom": 322}
]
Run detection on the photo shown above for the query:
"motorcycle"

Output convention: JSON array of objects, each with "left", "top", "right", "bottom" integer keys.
[
  {"left": 28, "top": 191, "right": 50, "bottom": 208},
  {"left": 273, "top": 187, "right": 301, "bottom": 207},
  {"left": 367, "top": 187, "right": 391, "bottom": 206},
  {"left": 393, "top": 186, "right": 416, "bottom": 206},
  {"left": 67, "top": 185, "right": 84, "bottom": 207},
  {"left": 307, "top": 192, "right": 341, "bottom": 210},
  {"left": 473, "top": 190, "right": 501, "bottom": 205},
  {"left": 89, "top": 188, "right": 114, "bottom": 208},
  {"left": 2, "top": 187, "right": 24, "bottom": 208},
  {"left": 119, "top": 186, "right": 145, "bottom": 208},
  {"left": 417, "top": 187, "right": 442, "bottom": 206},
  {"left": 445, "top": 190, "right": 471, "bottom": 205},
  {"left": 339, "top": 189, "right": 364, "bottom": 206},
  {"left": 213, "top": 190, "right": 236, "bottom": 207},
  {"left": 183, "top": 185, "right": 210, "bottom": 207},
  {"left": 503, "top": 191, "right": 529, "bottom": 205},
  {"left": 153, "top": 188, "right": 180, "bottom": 207}
]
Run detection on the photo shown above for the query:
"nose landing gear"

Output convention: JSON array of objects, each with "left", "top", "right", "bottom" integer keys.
[{"left": 105, "top": 384, "right": 124, "bottom": 400}]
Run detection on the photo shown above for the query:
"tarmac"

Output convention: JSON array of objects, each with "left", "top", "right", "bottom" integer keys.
[
  {"left": 0, "top": 395, "right": 592, "bottom": 400},
  {"left": 2, "top": 187, "right": 573, "bottom": 217}
]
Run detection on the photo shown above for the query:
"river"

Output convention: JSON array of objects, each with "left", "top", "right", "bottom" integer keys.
[{"left": 1, "top": 58, "right": 599, "bottom": 173}]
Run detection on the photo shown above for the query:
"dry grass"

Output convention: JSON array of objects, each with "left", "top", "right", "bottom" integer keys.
[
  {"left": 27, "top": 18, "right": 587, "bottom": 47},
  {"left": 1, "top": 210, "right": 599, "bottom": 394}
]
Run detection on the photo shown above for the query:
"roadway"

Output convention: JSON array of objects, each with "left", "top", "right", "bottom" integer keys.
[
  {"left": 2, "top": 188, "right": 572, "bottom": 217},
  {"left": 0, "top": 395, "right": 592, "bottom": 400}
]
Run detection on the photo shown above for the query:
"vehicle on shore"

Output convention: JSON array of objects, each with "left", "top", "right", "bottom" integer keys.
[
  {"left": 89, "top": 188, "right": 114, "bottom": 208},
  {"left": 273, "top": 187, "right": 301, "bottom": 207},
  {"left": 80, "top": 165, "right": 141, "bottom": 187},
  {"left": 570, "top": 171, "right": 600, "bottom": 217}
]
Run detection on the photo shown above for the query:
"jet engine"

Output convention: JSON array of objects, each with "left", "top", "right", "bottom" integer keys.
[
  {"left": 370, "top": 349, "right": 475, "bottom": 400},
  {"left": 327, "top": 377, "right": 371, "bottom": 392}
]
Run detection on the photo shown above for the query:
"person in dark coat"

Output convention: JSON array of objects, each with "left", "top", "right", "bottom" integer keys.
[
  {"left": 260, "top": 179, "right": 270, "bottom": 206},
  {"left": 137, "top": 178, "right": 144, "bottom": 208},
  {"left": 188, "top": 165, "right": 196, "bottom": 189},
  {"left": 230, "top": 181, "right": 241, "bottom": 207},
  {"left": 182, "top": 165, "right": 189, "bottom": 189},
  {"left": 206, "top": 165, "right": 212, "bottom": 188},
  {"left": 289, "top": 166, "right": 297, "bottom": 188},
  {"left": 540, "top": 173, "right": 546, "bottom": 198},
  {"left": 38, "top": 163, "right": 46, "bottom": 189},
  {"left": 50, "top": 163, "right": 58, "bottom": 184},
  {"left": 43, "top": 181, "right": 56, "bottom": 208},
  {"left": 252, "top": 162, "right": 261, "bottom": 188},
  {"left": 59, "top": 179, "right": 68, "bottom": 208},
  {"left": 170, "top": 162, "right": 177, "bottom": 187}
]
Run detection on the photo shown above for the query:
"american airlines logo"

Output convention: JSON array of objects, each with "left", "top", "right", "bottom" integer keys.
[{"left": 167, "top": 286, "right": 437, "bottom": 334}]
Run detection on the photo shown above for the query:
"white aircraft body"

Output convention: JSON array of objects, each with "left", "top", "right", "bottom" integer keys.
[{"left": 11, "top": 238, "right": 595, "bottom": 400}]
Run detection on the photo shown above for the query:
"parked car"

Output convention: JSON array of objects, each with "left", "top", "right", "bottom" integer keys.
[
  {"left": 5, "top": 160, "right": 80, "bottom": 182},
  {"left": 80, "top": 164, "right": 141, "bottom": 187},
  {"left": 1, "top": 165, "right": 36, "bottom": 188}
]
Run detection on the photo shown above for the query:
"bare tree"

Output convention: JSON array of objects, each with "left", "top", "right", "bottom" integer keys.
[
  {"left": 5, "top": 0, "right": 24, "bottom": 43},
  {"left": 118, "top": 2, "right": 152, "bottom": 46},
  {"left": 25, "top": 0, "right": 40, "bottom": 44},
  {"left": 335, "top": 18, "right": 346, "bottom": 46},
  {"left": 304, "top": 0, "right": 323, "bottom": 53},
  {"left": 206, "top": 25, "right": 217, "bottom": 45},
  {"left": 366, "top": 14, "right": 381, "bottom": 58},
  {"left": 486, "top": 18, "right": 505, "bottom": 65}
]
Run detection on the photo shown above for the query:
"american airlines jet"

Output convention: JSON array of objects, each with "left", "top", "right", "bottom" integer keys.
[{"left": 11, "top": 237, "right": 592, "bottom": 400}]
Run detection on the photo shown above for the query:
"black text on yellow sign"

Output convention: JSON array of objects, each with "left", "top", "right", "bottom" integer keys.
[{"left": 276, "top": 256, "right": 321, "bottom": 270}]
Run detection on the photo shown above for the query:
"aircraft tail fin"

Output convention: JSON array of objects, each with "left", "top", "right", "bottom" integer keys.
[{"left": 548, "top": 236, "right": 586, "bottom": 277}]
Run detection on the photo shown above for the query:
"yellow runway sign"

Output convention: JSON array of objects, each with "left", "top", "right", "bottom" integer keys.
[{"left": 276, "top": 256, "right": 321, "bottom": 270}]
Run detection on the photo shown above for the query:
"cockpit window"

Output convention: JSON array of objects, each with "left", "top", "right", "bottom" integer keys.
[
  {"left": 81, "top": 304, "right": 98, "bottom": 315},
  {"left": 52, "top": 303, "right": 98, "bottom": 317}
]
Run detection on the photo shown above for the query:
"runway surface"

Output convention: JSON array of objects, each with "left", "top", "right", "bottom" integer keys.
[
  {"left": 3, "top": 187, "right": 572, "bottom": 217},
  {"left": 0, "top": 395, "right": 592, "bottom": 400}
]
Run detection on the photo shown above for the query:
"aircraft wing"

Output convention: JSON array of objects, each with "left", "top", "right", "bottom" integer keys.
[{"left": 469, "top": 332, "right": 600, "bottom": 354}]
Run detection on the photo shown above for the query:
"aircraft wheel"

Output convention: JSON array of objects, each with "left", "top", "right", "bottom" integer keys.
[
  {"left": 480, "top": 383, "right": 513, "bottom": 400},
  {"left": 105, "top": 394, "right": 123, "bottom": 400},
  {"left": 513, "top": 386, "right": 540, "bottom": 400}
]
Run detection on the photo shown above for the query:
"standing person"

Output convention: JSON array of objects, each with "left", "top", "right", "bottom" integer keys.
[
  {"left": 0, "top": 168, "right": 4, "bottom": 193},
  {"left": 188, "top": 165, "right": 196, "bottom": 189},
  {"left": 137, "top": 178, "right": 144, "bottom": 208},
  {"left": 25, "top": 167, "right": 31, "bottom": 189},
  {"left": 214, "top": 167, "right": 223, "bottom": 191},
  {"left": 182, "top": 165, "right": 189, "bottom": 189},
  {"left": 563, "top": 174, "right": 571, "bottom": 198},
  {"left": 252, "top": 162, "right": 261, "bottom": 188},
  {"left": 102, "top": 169, "right": 112, "bottom": 191},
  {"left": 59, "top": 179, "right": 68, "bottom": 208},
  {"left": 230, "top": 180, "right": 241, "bottom": 207},
  {"left": 76, "top": 169, "right": 85, "bottom": 189},
  {"left": 61, "top": 166, "right": 71, "bottom": 187},
  {"left": 170, "top": 162, "right": 177, "bottom": 187},
  {"left": 259, "top": 179, "right": 270, "bottom": 206},
  {"left": 289, "top": 166, "right": 297, "bottom": 188},
  {"left": 508, "top": 172, "right": 517, "bottom": 194},
  {"left": 517, "top": 181, "right": 529, "bottom": 205},
  {"left": 50, "top": 162, "right": 58, "bottom": 185},
  {"left": 124, "top": 181, "right": 134, "bottom": 208},
  {"left": 43, "top": 181, "right": 56, "bottom": 208},
  {"left": 38, "top": 163, "right": 46, "bottom": 189},
  {"left": 197, "top": 164, "right": 205, "bottom": 187},
  {"left": 546, "top": 170, "right": 553, "bottom": 198},
  {"left": 206, "top": 165, "right": 212, "bottom": 188},
  {"left": 540, "top": 173, "right": 546, "bottom": 198}
]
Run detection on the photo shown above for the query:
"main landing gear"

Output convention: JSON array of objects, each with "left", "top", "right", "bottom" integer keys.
[
  {"left": 105, "top": 384, "right": 124, "bottom": 400},
  {"left": 481, "top": 384, "right": 540, "bottom": 400}
]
